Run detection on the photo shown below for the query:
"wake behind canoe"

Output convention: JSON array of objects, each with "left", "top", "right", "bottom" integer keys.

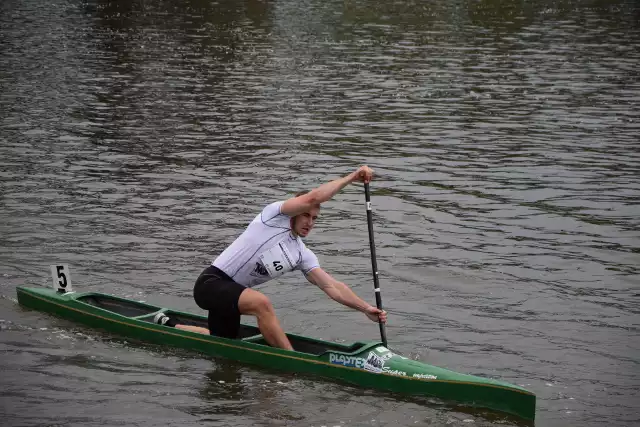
[{"left": 16, "top": 286, "right": 536, "bottom": 422}]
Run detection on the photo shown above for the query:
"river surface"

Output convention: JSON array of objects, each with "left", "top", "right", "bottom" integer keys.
[{"left": 1, "top": 0, "right": 639, "bottom": 426}]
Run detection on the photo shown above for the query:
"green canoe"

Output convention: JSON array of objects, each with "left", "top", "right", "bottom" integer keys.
[{"left": 16, "top": 286, "right": 536, "bottom": 421}]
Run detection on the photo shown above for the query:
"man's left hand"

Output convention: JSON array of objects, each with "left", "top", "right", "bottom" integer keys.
[{"left": 364, "top": 306, "right": 387, "bottom": 324}]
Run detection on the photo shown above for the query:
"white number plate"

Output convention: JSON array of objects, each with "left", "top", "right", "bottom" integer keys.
[{"left": 50, "top": 264, "right": 72, "bottom": 293}]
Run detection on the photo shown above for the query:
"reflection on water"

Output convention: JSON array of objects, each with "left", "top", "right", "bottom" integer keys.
[
  {"left": 1, "top": 0, "right": 639, "bottom": 426},
  {"left": 197, "top": 363, "right": 255, "bottom": 417},
  {"left": 197, "top": 363, "right": 307, "bottom": 423}
]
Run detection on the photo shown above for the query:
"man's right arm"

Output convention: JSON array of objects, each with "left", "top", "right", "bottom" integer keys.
[{"left": 280, "top": 165, "right": 374, "bottom": 217}]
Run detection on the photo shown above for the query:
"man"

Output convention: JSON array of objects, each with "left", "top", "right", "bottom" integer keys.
[{"left": 155, "top": 165, "right": 387, "bottom": 350}]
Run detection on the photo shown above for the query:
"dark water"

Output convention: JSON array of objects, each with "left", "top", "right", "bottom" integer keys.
[{"left": 1, "top": 0, "right": 639, "bottom": 425}]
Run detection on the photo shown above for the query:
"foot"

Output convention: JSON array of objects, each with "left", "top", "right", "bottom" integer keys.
[{"left": 154, "top": 312, "right": 171, "bottom": 326}]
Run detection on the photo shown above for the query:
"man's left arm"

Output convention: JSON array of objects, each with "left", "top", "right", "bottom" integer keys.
[{"left": 306, "top": 268, "right": 387, "bottom": 324}]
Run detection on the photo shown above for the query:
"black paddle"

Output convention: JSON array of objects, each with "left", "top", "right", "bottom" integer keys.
[{"left": 364, "top": 182, "right": 388, "bottom": 348}]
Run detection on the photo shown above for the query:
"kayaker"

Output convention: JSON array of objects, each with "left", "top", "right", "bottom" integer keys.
[{"left": 155, "top": 165, "right": 388, "bottom": 350}]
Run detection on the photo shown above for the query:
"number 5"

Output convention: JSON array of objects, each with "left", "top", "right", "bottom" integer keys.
[
  {"left": 50, "top": 264, "right": 73, "bottom": 293},
  {"left": 56, "top": 266, "right": 67, "bottom": 287}
]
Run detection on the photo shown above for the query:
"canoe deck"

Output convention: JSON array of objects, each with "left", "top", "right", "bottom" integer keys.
[{"left": 16, "top": 286, "right": 536, "bottom": 422}]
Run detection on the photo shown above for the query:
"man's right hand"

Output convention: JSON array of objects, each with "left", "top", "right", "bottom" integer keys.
[{"left": 352, "top": 165, "right": 374, "bottom": 183}]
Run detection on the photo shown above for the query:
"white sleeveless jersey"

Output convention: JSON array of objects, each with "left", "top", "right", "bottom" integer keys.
[{"left": 212, "top": 201, "right": 320, "bottom": 288}]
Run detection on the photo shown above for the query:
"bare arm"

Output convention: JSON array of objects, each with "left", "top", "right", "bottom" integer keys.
[
  {"left": 281, "top": 165, "right": 374, "bottom": 217},
  {"left": 306, "top": 268, "right": 387, "bottom": 323}
]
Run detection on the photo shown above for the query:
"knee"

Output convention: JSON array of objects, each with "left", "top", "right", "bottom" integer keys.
[
  {"left": 240, "top": 290, "right": 275, "bottom": 317},
  {"left": 253, "top": 294, "right": 275, "bottom": 317}
]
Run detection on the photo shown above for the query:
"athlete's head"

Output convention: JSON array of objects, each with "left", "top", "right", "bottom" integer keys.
[{"left": 291, "top": 191, "right": 320, "bottom": 238}]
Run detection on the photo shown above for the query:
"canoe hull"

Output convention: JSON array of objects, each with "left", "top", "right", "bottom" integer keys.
[{"left": 16, "top": 286, "right": 536, "bottom": 421}]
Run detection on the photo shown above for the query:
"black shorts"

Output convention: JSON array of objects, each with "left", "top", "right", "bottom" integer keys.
[{"left": 193, "top": 265, "right": 247, "bottom": 339}]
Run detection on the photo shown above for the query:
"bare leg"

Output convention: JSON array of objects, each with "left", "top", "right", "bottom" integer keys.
[
  {"left": 175, "top": 324, "right": 210, "bottom": 334},
  {"left": 238, "top": 288, "right": 293, "bottom": 350}
]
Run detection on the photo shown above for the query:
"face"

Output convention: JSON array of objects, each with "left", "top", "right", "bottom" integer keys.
[{"left": 291, "top": 206, "right": 320, "bottom": 237}]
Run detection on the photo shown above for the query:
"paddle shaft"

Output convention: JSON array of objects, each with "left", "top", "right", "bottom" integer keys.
[{"left": 364, "top": 182, "right": 388, "bottom": 348}]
